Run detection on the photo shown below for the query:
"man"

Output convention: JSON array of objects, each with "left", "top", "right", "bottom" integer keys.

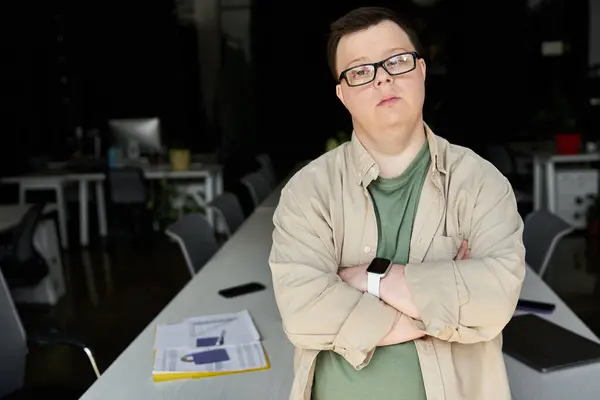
[{"left": 269, "top": 6, "right": 525, "bottom": 400}]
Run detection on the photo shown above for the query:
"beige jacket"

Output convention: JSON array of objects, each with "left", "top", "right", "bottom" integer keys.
[{"left": 269, "top": 125, "right": 526, "bottom": 400}]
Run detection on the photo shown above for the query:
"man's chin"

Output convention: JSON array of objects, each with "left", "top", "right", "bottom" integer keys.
[{"left": 376, "top": 111, "right": 410, "bottom": 127}]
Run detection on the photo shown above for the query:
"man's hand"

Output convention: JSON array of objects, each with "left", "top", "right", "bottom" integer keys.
[
  {"left": 337, "top": 263, "right": 368, "bottom": 292},
  {"left": 380, "top": 240, "right": 470, "bottom": 318},
  {"left": 455, "top": 239, "right": 470, "bottom": 261},
  {"left": 378, "top": 313, "right": 426, "bottom": 346}
]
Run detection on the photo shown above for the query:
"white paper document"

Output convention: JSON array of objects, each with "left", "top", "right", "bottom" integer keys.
[
  {"left": 153, "top": 341, "right": 268, "bottom": 374},
  {"left": 154, "top": 310, "right": 260, "bottom": 351},
  {"left": 152, "top": 310, "right": 268, "bottom": 379}
]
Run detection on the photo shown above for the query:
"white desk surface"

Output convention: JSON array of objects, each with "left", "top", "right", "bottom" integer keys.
[
  {"left": 79, "top": 207, "right": 293, "bottom": 400},
  {"left": 142, "top": 163, "right": 222, "bottom": 180},
  {"left": 507, "top": 267, "right": 600, "bottom": 400},
  {"left": 0, "top": 204, "right": 57, "bottom": 232},
  {"left": 534, "top": 152, "right": 600, "bottom": 164},
  {"left": 79, "top": 206, "right": 600, "bottom": 400},
  {"left": 0, "top": 164, "right": 223, "bottom": 185}
]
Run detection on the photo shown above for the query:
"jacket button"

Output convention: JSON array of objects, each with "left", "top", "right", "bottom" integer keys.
[{"left": 364, "top": 246, "right": 371, "bottom": 253}]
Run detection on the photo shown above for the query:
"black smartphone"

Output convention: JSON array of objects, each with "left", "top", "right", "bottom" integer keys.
[
  {"left": 218, "top": 282, "right": 266, "bottom": 298},
  {"left": 516, "top": 299, "right": 556, "bottom": 314}
]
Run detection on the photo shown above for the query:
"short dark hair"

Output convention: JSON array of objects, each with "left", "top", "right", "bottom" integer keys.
[{"left": 327, "top": 6, "right": 423, "bottom": 80}]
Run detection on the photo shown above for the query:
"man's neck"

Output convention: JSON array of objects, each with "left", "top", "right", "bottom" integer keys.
[{"left": 356, "top": 121, "right": 427, "bottom": 179}]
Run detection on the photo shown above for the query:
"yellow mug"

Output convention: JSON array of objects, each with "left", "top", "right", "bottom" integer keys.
[{"left": 169, "top": 149, "right": 190, "bottom": 171}]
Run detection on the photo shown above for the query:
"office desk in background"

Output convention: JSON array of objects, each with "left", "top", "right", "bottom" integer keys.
[
  {"left": 1, "top": 163, "right": 224, "bottom": 247},
  {"left": 79, "top": 203, "right": 600, "bottom": 400},
  {"left": 532, "top": 152, "right": 600, "bottom": 228}
]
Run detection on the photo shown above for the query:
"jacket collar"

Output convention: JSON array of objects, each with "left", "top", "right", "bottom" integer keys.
[{"left": 350, "top": 122, "right": 447, "bottom": 186}]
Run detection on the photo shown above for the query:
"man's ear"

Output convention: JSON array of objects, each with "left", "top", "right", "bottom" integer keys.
[
  {"left": 336, "top": 84, "right": 346, "bottom": 107},
  {"left": 419, "top": 58, "right": 426, "bottom": 81}
]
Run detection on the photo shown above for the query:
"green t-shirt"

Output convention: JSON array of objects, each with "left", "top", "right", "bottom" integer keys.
[{"left": 312, "top": 142, "right": 431, "bottom": 400}]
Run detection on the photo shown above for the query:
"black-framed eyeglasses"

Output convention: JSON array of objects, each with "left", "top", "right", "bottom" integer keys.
[{"left": 338, "top": 51, "right": 421, "bottom": 87}]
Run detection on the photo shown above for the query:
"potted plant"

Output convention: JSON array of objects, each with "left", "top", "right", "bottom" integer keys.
[
  {"left": 151, "top": 181, "right": 206, "bottom": 230},
  {"left": 325, "top": 130, "right": 351, "bottom": 152}
]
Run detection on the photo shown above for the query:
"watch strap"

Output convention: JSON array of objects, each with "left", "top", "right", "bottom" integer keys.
[{"left": 367, "top": 272, "right": 381, "bottom": 298}]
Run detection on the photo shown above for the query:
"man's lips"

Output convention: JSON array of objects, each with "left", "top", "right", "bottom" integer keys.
[{"left": 378, "top": 96, "right": 400, "bottom": 106}]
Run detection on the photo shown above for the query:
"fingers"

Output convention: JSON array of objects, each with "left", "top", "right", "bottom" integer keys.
[
  {"left": 455, "top": 239, "right": 467, "bottom": 260},
  {"left": 455, "top": 240, "right": 471, "bottom": 260},
  {"left": 463, "top": 248, "right": 470, "bottom": 260}
]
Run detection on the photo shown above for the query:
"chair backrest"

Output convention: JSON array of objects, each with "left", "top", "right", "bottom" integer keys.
[
  {"left": 523, "top": 210, "right": 574, "bottom": 278},
  {"left": 256, "top": 153, "right": 272, "bottom": 169},
  {"left": 257, "top": 166, "right": 276, "bottom": 190},
  {"left": 165, "top": 213, "right": 219, "bottom": 277},
  {"left": 208, "top": 192, "right": 245, "bottom": 237},
  {"left": 106, "top": 167, "right": 147, "bottom": 204},
  {"left": 0, "top": 202, "right": 49, "bottom": 288},
  {"left": 241, "top": 172, "right": 271, "bottom": 208},
  {"left": 0, "top": 269, "right": 27, "bottom": 397},
  {"left": 13, "top": 202, "right": 46, "bottom": 263},
  {"left": 256, "top": 154, "right": 276, "bottom": 188}
]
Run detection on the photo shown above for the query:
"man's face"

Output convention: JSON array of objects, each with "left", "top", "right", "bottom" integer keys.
[{"left": 335, "top": 20, "right": 426, "bottom": 135}]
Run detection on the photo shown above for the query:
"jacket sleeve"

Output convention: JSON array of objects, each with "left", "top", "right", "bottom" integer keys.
[
  {"left": 404, "top": 172, "right": 526, "bottom": 344},
  {"left": 269, "top": 188, "right": 399, "bottom": 369}
]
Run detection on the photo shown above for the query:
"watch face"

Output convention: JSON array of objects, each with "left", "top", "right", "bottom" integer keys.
[{"left": 367, "top": 258, "right": 391, "bottom": 274}]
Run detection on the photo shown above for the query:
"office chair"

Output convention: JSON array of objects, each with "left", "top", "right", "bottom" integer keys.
[
  {"left": 241, "top": 172, "right": 271, "bottom": 209},
  {"left": 207, "top": 192, "right": 245, "bottom": 239},
  {"left": 0, "top": 269, "right": 100, "bottom": 399},
  {"left": 256, "top": 154, "right": 276, "bottom": 189},
  {"left": 0, "top": 203, "right": 49, "bottom": 289},
  {"left": 165, "top": 213, "right": 220, "bottom": 278},
  {"left": 105, "top": 167, "right": 150, "bottom": 240},
  {"left": 523, "top": 210, "right": 575, "bottom": 279}
]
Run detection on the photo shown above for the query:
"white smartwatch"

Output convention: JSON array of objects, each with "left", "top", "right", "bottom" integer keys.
[{"left": 367, "top": 258, "right": 393, "bottom": 298}]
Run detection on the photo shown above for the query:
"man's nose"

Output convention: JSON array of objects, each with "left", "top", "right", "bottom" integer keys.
[{"left": 374, "top": 65, "right": 392, "bottom": 86}]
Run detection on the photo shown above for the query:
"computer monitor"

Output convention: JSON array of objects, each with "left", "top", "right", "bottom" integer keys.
[{"left": 109, "top": 117, "right": 163, "bottom": 158}]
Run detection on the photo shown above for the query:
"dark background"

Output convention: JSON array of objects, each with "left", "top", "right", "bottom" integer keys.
[{"left": 0, "top": 0, "right": 597, "bottom": 177}]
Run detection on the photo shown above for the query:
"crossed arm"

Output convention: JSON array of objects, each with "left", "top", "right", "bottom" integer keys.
[
  {"left": 339, "top": 240, "right": 471, "bottom": 319},
  {"left": 270, "top": 175, "right": 525, "bottom": 369},
  {"left": 339, "top": 241, "right": 471, "bottom": 345}
]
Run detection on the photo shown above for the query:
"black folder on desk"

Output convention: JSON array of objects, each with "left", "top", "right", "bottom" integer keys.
[{"left": 502, "top": 314, "right": 600, "bottom": 373}]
